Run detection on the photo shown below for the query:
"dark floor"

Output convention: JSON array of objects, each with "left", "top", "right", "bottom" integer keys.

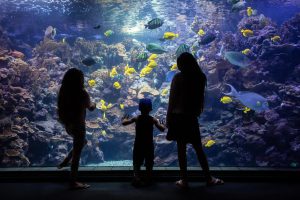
[{"left": 0, "top": 181, "right": 299, "bottom": 200}]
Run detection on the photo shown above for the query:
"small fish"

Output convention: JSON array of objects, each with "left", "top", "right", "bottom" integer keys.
[
  {"left": 146, "top": 43, "right": 167, "bottom": 54},
  {"left": 82, "top": 57, "right": 96, "bottom": 66},
  {"left": 145, "top": 18, "right": 164, "bottom": 29},
  {"left": 147, "top": 54, "right": 158, "bottom": 61},
  {"left": 220, "top": 96, "right": 233, "bottom": 104},
  {"left": 61, "top": 37, "right": 66, "bottom": 43},
  {"left": 170, "top": 63, "right": 177, "bottom": 71},
  {"left": 223, "top": 84, "right": 269, "bottom": 113},
  {"left": 88, "top": 79, "right": 96, "bottom": 87},
  {"left": 140, "top": 67, "right": 153, "bottom": 77},
  {"left": 124, "top": 64, "right": 137, "bottom": 76},
  {"left": 135, "top": 52, "right": 148, "bottom": 62},
  {"left": 163, "top": 32, "right": 179, "bottom": 40},
  {"left": 199, "top": 32, "right": 216, "bottom": 45},
  {"left": 104, "top": 30, "right": 114, "bottom": 37},
  {"left": 271, "top": 35, "right": 281, "bottom": 42},
  {"left": 113, "top": 81, "right": 121, "bottom": 89},
  {"left": 241, "top": 48, "right": 251, "bottom": 55},
  {"left": 146, "top": 60, "right": 158, "bottom": 68},
  {"left": 224, "top": 51, "right": 251, "bottom": 68},
  {"left": 101, "top": 130, "right": 107, "bottom": 136},
  {"left": 110, "top": 67, "right": 118, "bottom": 78},
  {"left": 241, "top": 29, "right": 254, "bottom": 37},
  {"left": 176, "top": 44, "right": 190, "bottom": 57},
  {"left": 247, "top": 7, "right": 253, "bottom": 17},
  {"left": 93, "top": 25, "right": 101, "bottom": 29},
  {"left": 120, "top": 104, "right": 125, "bottom": 110},
  {"left": 205, "top": 140, "right": 216, "bottom": 148},
  {"left": 198, "top": 29, "right": 206, "bottom": 36},
  {"left": 243, "top": 107, "right": 251, "bottom": 113},
  {"left": 161, "top": 88, "right": 169, "bottom": 96}
]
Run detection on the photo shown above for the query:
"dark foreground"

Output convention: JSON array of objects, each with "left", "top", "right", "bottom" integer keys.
[{"left": 0, "top": 181, "right": 299, "bottom": 200}]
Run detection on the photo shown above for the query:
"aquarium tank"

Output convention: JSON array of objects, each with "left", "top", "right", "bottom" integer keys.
[{"left": 0, "top": 0, "right": 299, "bottom": 169}]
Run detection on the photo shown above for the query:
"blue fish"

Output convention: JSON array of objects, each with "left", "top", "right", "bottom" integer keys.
[
  {"left": 224, "top": 51, "right": 251, "bottom": 68},
  {"left": 223, "top": 84, "right": 269, "bottom": 113},
  {"left": 165, "top": 71, "right": 177, "bottom": 82}
]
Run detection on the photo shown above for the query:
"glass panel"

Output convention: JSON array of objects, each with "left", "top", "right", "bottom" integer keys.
[{"left": 0, "top": 0, "right": 299, "bottom": 168}]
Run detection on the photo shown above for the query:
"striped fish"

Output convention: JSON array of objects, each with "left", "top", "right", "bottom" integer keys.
[
  {"left": 145, "top": 18, "right": 164, "bottom": 29},
  {"left": 176, "top": 44, "right": 190, "bottom": 57}
]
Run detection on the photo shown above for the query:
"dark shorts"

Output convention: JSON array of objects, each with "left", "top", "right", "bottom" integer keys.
[
  {"left": 133, "top": 143, "right": 154, "bottom": 168},
  {"left": 167, "top": 114, "right": 201, "bottom": 144}
]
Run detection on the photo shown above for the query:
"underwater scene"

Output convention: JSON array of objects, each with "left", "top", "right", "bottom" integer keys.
[{"left": 0, "top": 0, "right": 300, "bottom": 168}]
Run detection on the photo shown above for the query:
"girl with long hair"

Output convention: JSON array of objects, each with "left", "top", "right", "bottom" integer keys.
[
  {"left": 166, "top": 52, "right": 224, "bottom": 188},
  {"left": 57, "top": 68, "right": 96, "bottom": 189}
]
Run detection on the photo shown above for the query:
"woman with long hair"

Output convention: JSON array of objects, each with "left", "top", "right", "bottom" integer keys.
[
  {"left": 57, "top": 68, "right": 96, "bottom": 189},
  {"left": 166, "top": 52, "right": 224, "bottom": 188}
]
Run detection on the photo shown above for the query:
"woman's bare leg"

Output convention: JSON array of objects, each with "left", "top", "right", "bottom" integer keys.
[{"left": 191, "top": 142, "right": 212, "bottom": 182}]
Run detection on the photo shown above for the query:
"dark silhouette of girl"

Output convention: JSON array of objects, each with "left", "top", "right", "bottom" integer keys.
[
  {"left": 57, "top": 68, "right": 96, "bottom": 189},
  {"left": 166, "top": 52, "right": 224, "bottom": 188}
]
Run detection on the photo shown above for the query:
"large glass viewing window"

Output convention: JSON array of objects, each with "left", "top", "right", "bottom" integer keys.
[{"left": 0, "top": 0, "right": 299, "bottom": 169}]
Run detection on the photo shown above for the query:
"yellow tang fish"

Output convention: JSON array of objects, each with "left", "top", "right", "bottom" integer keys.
[
  {"left": 163, "top": 32, "right": 179, "bottom": 40},
  {"left": 271, "top": 35, "right": 281, "bottom": 42},
  {"left": 99, "top": 100, "right": 112, "bottom": 111},
  {"left": 120, "top": 104, "right": 124, "bottom": 110},
  {"left": 198, "top": 29, "right": 206, "bottom": 36},
  {"left": 101, "top": 130, "right": 107, "bottom": 136},
  {"left": 110, "top": 67, "right": 118, "bottom": 78},
  {"left": 147, "top": 54, "right": 158, "bottom": 61},
  {"left": 88, "top": 79, "right": 96, "bottom": 87},
  {"left": 124, "top": 64, "right": 137, "bottom": 76},
  {"left": 205, "top": 140, "right": 216, "bottom": 148},
  {"left": 140, "top": 67, "right": 153, "bottom": 77},
  {"left": 113, "top": 81, "right": 121, "bottom": 89},
  {"left": 241, "top": 48, "right": 251, "bottom": 55},
  {"left": 147, "top": 60, "right": 158, "bottom": 68},
  {"left": 247, "top": 7, "right": 253, "bottom": 17},
  {"left": 243, "top": 107, "right": 251, "bottom": 113},
  {"left": 170, "top": 63, "right": 177, "bottom": 71},
  {"left": 161, "top": 88, "right": 169, "bottom": 96},
  {"left": 241, "top": 29, "right": 254, "bottom": 37},
  {"left": 220, "top": 96, "right": 233, "bottom": 104}
]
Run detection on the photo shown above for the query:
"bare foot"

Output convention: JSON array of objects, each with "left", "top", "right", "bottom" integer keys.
[
  {"left": 206, "top": 177, "right": 224, "bottom": 186},
  {"left": 175, "top": 179, "right": 189, "bottom": 189},
  {"left": 70, "top": 182, "right": 90, "bottom": 190}
]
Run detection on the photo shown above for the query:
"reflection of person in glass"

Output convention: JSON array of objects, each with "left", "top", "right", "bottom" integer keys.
[
  {"left": 122, "top": 98, "right": 165, "bottom": 187},
  {"left": 166, "top": 52, "right": 224, "bottom": 189},
  {"left": 57, "top": 68, "right": 96, "bottom": 189}
]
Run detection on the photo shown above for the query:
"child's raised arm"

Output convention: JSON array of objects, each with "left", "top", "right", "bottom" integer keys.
[
  {"left": 121, "top": 114, "right": 136, "bottom": 126},
  {"left": 153, "top": 118, "right": 165, "bottom": 132}
]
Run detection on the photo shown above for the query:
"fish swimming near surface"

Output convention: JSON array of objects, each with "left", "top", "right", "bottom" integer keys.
[
  {"left": 224, "top": 51, "right": 251, "bottom": 68},
  {"left": 146, "top": 43, "right": 167, "bottom": 54},
  {"left": 198, "top": 32, "right": 216, "bottom": 45},
  {"left": 93, "top": 25, "right": 101, "bottom": 29},
  {"left": 104, "top": 30, "right": 114, "bottom": 37},
  {"left": 223, "top": 84, "right": 269, "bottom": 113},
  {"left": 176, "top": 44, "right": 190, "bottom": 57},
  {"left": 82, "top": 57, "right": 96, "bottom": 66},
  {"left": 165, "top": 71, "right": 177, "bottom": 82},
  {"left": 145, "top": 18, "right": 164, "bottom": 29}
]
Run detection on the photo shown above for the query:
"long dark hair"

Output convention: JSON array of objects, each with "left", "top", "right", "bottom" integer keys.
[
  {"left": 177, "top": 52, "right": 207, "bottom": 113},
  {"left": 57, "top": 68, "right": 85, "bottom": 124}
]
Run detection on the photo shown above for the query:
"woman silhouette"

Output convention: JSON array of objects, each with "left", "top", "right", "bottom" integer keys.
[
  {"left": 166, "top": 52, "right": 224, "bottom": 188},
  {"left": 57, "top": 68, "right": 96, "bottom": 189}
]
